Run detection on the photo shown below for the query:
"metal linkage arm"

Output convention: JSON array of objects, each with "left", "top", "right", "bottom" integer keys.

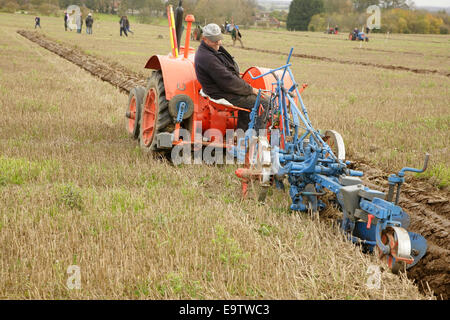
[{"left": 399, "top": 153, "right": 430, "bottom": 177}]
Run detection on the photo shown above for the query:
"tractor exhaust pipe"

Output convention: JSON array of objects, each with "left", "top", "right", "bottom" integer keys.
[
  {"left": 175, "top": 1, "right": 184, "bottom": 51},
  {"left": 174, "top": 0, "right": 195, "bottom": 59}
]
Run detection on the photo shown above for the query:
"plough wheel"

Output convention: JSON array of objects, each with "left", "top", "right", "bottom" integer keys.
[
  {"left": 140, "top": 71, "right": 173, "bottom": 152},
  {"left": 126, "top": 86, "right": 146, "bottom": 140},
  {"left": 376, "top": 227, "right": 413, "bottom": 274},
  {"left": 323, "top": 130, "right": 346, "bottom": 161}
]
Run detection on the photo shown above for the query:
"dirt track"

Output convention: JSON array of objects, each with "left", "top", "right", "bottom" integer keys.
[
  {"left": 16, "top": 30, "right": 147, "bottom": 94},
  {"left": 17, "top": 30, "right": 450, "bottom": 299}
]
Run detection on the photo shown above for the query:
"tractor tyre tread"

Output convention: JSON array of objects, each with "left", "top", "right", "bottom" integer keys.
[
  {"left": 140, "top": 70, "right": 173, "bottom": 152},
  {"left": 126, "top": 86, "right": 145, "bottom": 140}
]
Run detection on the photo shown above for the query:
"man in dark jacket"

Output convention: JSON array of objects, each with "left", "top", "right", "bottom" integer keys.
[
  {"left": 125, "top": 16, "right": 133, "bottom": 34},
  {"left": 64, "top": 11, "right": 68, "bottom": 31},
  {"left": 119, "top": 16, "right": 128, "bottom": 37},
  {"left": 194, "top": 23, "right": 267, "bottom": 130},
  {"left": 35, "top": 16, "right": 41, "bottom": 29},
  {"left": 85, "top": 13, "right": 93, "bottom": 34}
]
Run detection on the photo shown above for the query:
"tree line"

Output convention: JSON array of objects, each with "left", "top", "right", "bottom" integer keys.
[
  {"left": 287, "top": 0, "right": 449, "bottom": 34},
  {"left": 1, "top": 0, "right": 448, "bottom": 34},
  {"left": 0, "top": 0, "right": 258, "bottom": 26}
]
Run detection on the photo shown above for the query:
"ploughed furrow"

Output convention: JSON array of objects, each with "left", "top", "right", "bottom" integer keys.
[
  {"left": 353, "top": 161, "right": 449, "bottom": 299},
  {"left": 239, "top": 46, "right": 450, "bottom": 78},
  {"left": 351, "top": 47, "right": 450, "bottom": 59},
  {"left": 18, "top": 30, "right": 449, "bottom": 299},
  {"left": 260, "top": 29, "right": 449, "bottom": 44},
  {"left": 17, "top": 30, "right": 146, "bottom": 94}
]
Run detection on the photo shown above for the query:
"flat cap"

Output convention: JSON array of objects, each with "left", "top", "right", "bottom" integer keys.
[{"left": 202, "top": 23, "right": 223, "bottom": 42}]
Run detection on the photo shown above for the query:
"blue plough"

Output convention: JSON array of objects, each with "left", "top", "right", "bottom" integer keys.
[{"left": 235, "top": 49, "right": 428, "bottom": 273}]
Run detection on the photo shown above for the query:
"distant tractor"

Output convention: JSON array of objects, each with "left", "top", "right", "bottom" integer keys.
[
  {"left": 349, "top": 29, "right": 369, "bottom": 42},
  {"left": 325, "top": 26, "right": 338, "bottom": 34}
]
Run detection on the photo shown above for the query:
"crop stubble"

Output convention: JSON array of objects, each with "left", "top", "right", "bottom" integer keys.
[{"left": 15, "top": 30, "right": 449, "bottom": 299}]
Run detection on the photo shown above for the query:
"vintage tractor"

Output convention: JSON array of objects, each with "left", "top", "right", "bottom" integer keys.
[
  {"left": 125, "top": 5, "right": 296, "bottom": 158},
  {"left": 349, "top": 30, "right": 369, "bottom": 42},
  {"left": 125, "top": 6, "right": 428, "bottom": 274}
]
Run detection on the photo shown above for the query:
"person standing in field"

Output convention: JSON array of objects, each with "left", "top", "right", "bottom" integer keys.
[
  {"left": 230, "top": 23, "right": 243, "bottom": 48},
  {"left": 225, "top": 21, "right": 230, "bottom": 33},
  {"left": 35, "top": 16, "right": 41, "bottom": 29},
  {"left": 64, "top": 11, "right": 68, "bottom": 31},
  {"left": 85, "top": 13, "right": 93, "bottom": 35},
  {"left": 76, "top": 13, "right": 83, "bottom": 33},
  {"left": 119, "top": 16, "right": 128, "bottom": 37},
  {"left": 125, "top": 16, "right": 134, "bottom": 34}
]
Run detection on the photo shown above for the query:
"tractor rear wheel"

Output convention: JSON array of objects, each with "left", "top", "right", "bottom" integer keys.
[
  {"left": 139, "top": 70, "right": 174, "bottom": 153},
  {"left": 126, "top": 86, "right": 145, "bottom": 140}
]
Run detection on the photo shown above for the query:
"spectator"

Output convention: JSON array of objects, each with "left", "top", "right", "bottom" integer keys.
[
  {"left": 35, "top": 16, "right": 41, "bottom": 29},
  {"left": 125, "top": 16, "right": 133, "bottom": 34},
  {"left": 76, "top": 13, "right": 83, "bottom": 34},
  {"left": 230, "top": 23, "right": 243, "bottom": 48},
  {"left": 64, "top": 11, "right": 68, "bottom": 31},
  {"left": 225, "top": 21, "right": 230, "bottom": 33},
  {"left": 119, "top": 16, "right": 128, "bottom": 37},
  {"left": 192, "top": 24, "right": 202, "bottom": 41},
  {"left": 86, "top": 13, "right": 93, "bottom": 35}
]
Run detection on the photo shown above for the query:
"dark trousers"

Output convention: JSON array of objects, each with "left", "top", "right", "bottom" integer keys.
[
  {"left": 120, "top": 27, "right": 128, "bottom": 37},
  {"left": 225, "top": 94, "right": 269, "bottom": 131}
]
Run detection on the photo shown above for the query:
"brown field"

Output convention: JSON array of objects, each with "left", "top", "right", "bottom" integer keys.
[{"left": 0, "top": 12, "right": 448, "bottom": 300}]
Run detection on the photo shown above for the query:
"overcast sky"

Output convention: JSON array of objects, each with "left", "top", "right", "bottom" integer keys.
[
  {"left": 413, "top": 0, "right": 450, "bottom": 7},
  {"left": 276, "top": 0, "right": 450, "bottom": 7}
]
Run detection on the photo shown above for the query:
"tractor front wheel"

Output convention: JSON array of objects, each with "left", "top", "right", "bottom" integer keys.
[{"left": 139, "top": 71, "right": 173, "bottom": 153}]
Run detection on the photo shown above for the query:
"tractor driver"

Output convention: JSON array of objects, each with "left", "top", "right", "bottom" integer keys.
[{"left": 194, "top": 23, "right": 268, "bottom": 131}]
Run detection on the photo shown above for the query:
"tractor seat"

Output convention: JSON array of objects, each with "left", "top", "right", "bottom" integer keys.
[{"left": 199, "top": 89, "right": 250, "bottom": 113}]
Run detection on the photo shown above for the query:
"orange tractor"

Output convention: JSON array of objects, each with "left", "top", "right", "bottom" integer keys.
[{"left": 125, "top": 8, "right": 297, "bottom": 157}]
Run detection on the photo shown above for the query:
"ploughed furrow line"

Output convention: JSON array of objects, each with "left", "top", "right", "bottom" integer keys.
[
  {"left": 239, "top": 46, "right": 450, "bottom": 78},
  {"left": 17, "top": 30, "right": 146, "bottom": 94},
  {"left": 351, "top": 47, "right": 450, "bottom": 59},
  {"left": 260, "top": 29, "right": 448, "bottom": 44},
  {"left": 18, "top": 30, "right": 449, "bottom": 299},
  {"left": 353, "top": 160, "right": 449, "bottom": 299}
]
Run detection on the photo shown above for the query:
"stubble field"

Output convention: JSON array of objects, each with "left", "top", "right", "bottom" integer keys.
[{"left": 0, "top": 12, "right": 448, "bottom": 300}]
